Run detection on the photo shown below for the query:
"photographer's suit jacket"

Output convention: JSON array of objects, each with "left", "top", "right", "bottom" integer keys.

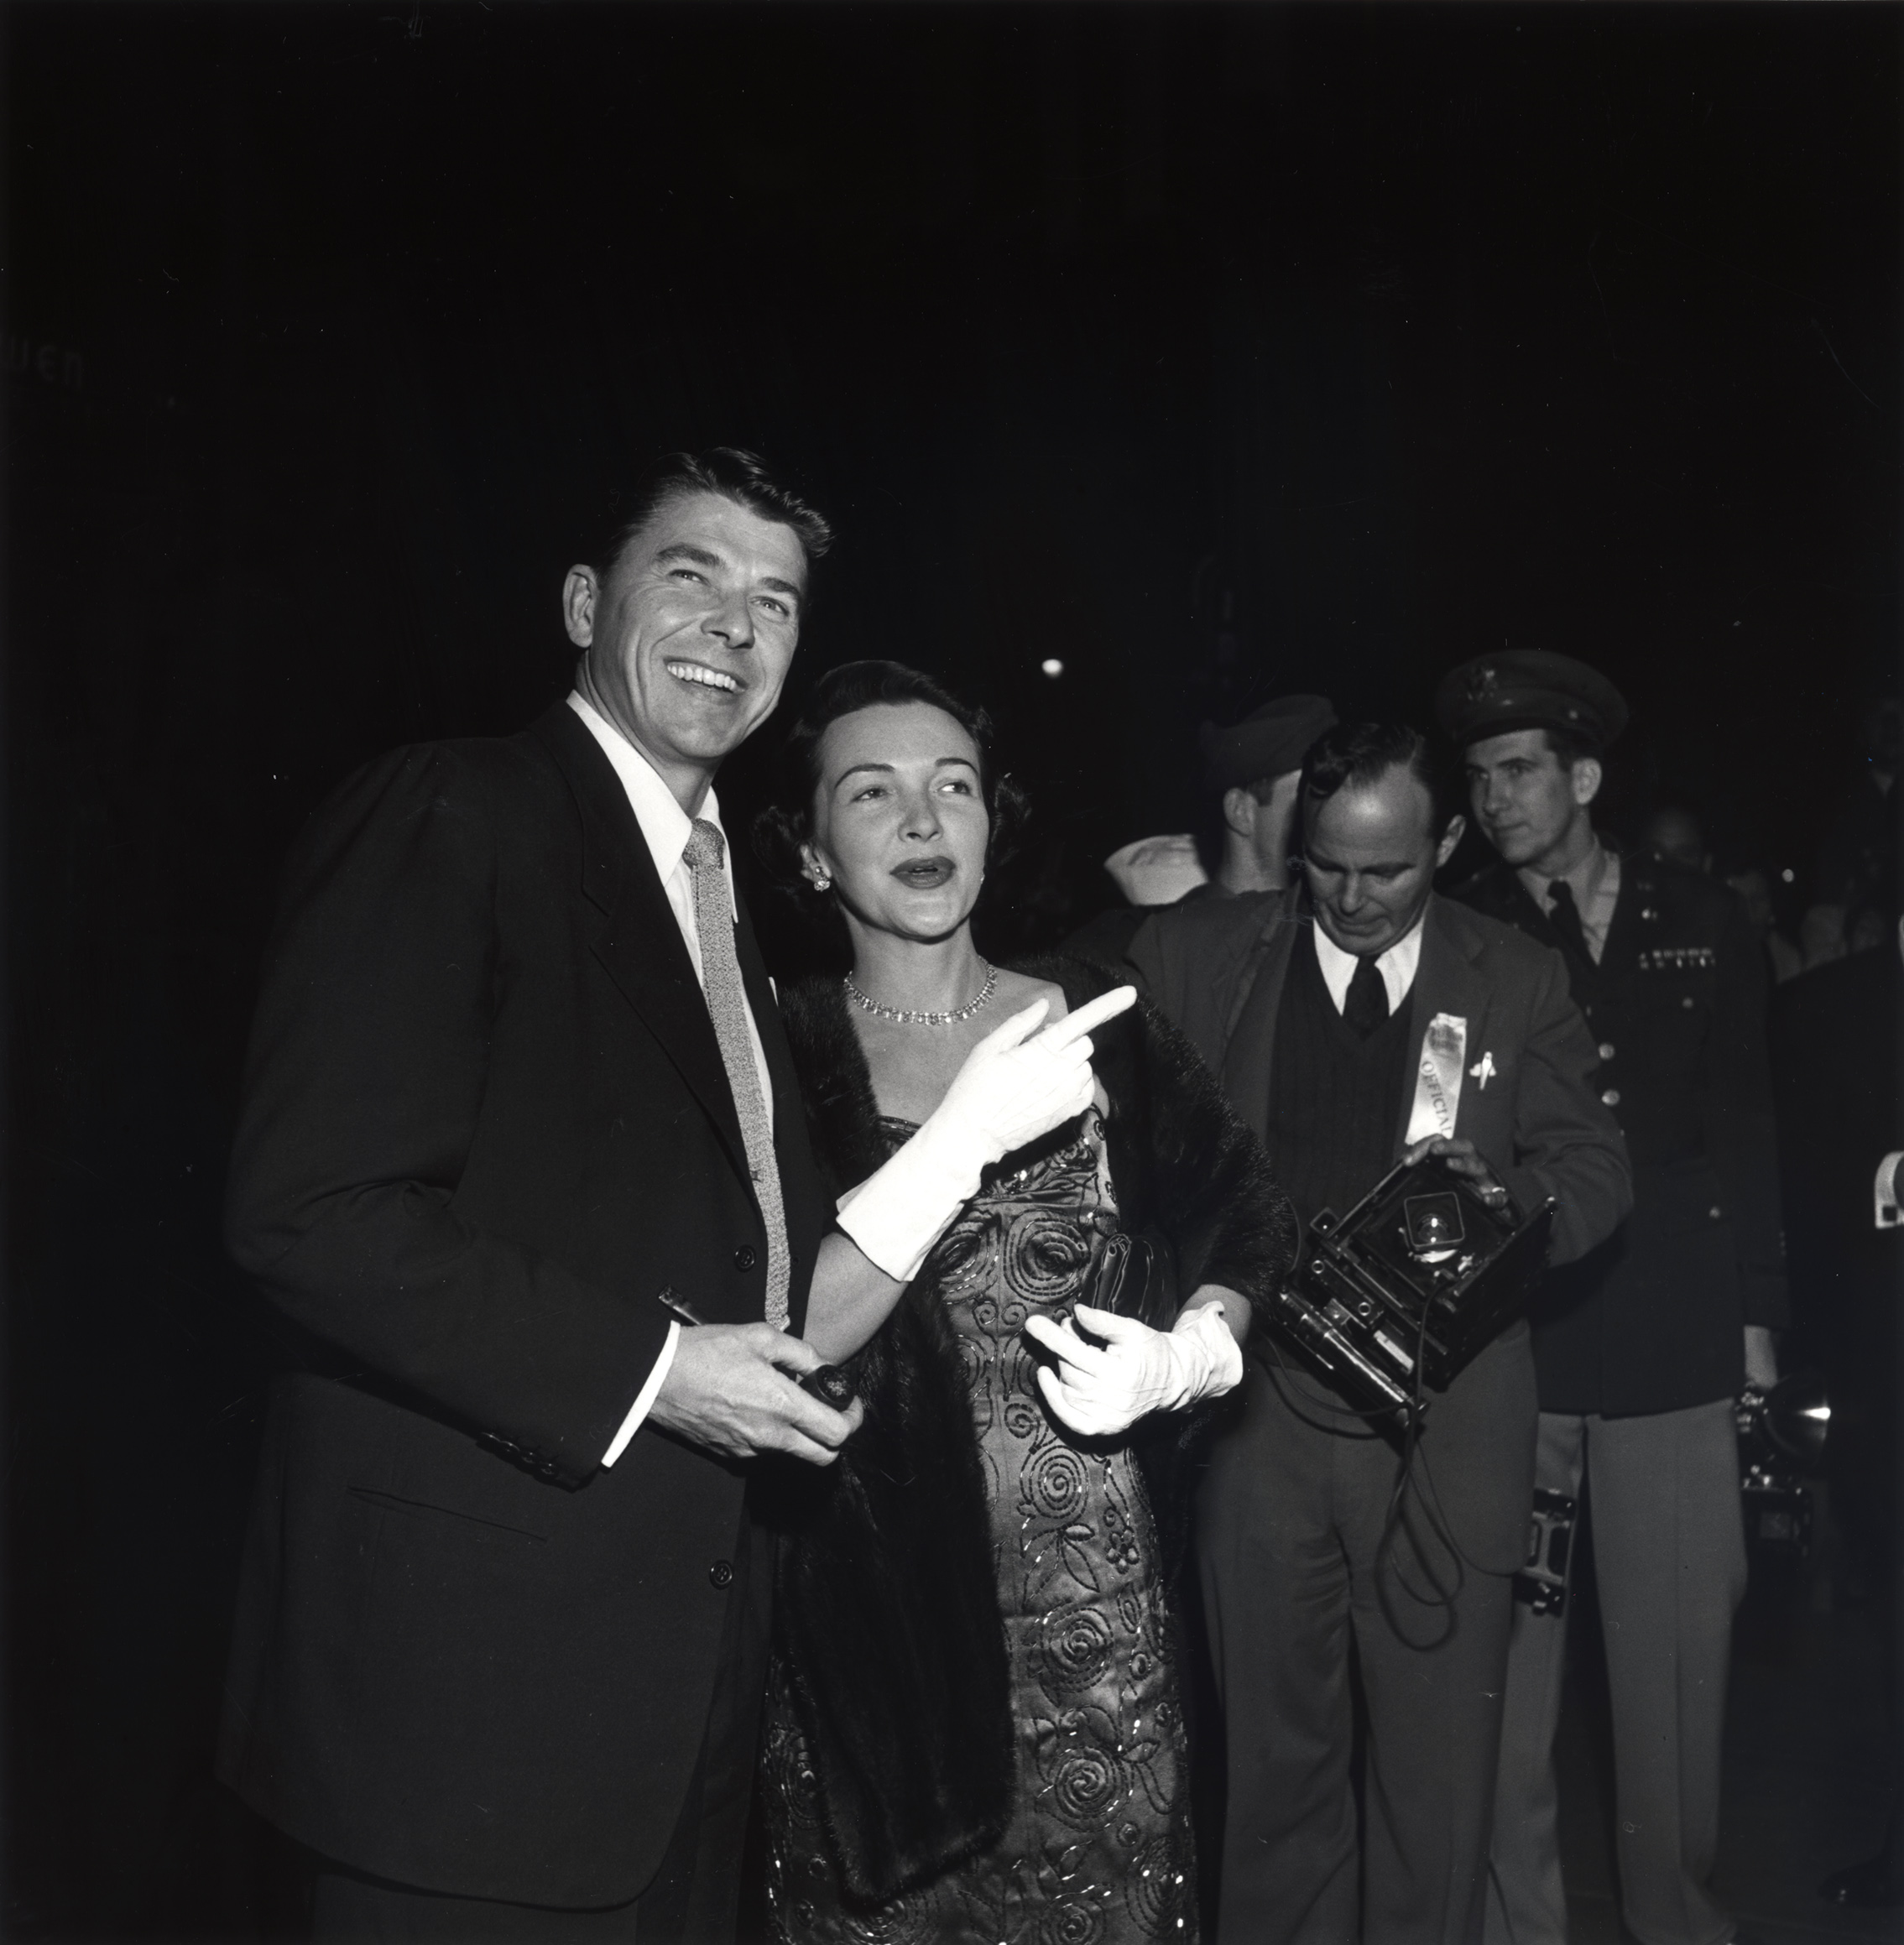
[
  {"left": 218, "top": 701, "right": 827, "bottom": 1908},
  {"left": 1129, "top": 887, "right": 1630, "bottom": 1560}
]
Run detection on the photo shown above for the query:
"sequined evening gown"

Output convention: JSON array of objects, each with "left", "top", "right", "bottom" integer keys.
[{"left": 762, "top": 1108, "right": 1199, "bottom": 1945}]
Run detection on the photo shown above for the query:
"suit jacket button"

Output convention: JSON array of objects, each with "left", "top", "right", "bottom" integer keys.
[
  {"left": 1601, "top": 1088, "right": 1621, "bottom": 1107},
  {"left": 1598, "top": 1042, "right": 1616, "bottom": 1061},
  {"left": 1709, "top": 1206, "right": 1724, "bottom": 1220},
  {"left": 733, "top": 1244, "right": 758, "bottom": 1271},
  {"left": 708, "top": 1559, "right": 734, "bottom": 1589}
]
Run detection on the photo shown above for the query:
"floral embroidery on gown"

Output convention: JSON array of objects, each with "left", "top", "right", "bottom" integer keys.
[{"left": 763, "top": 1108, "right": 1198, "bottom": 1945}]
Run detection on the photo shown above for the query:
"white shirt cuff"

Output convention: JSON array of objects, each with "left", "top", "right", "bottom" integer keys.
[{"left": 602, "top": 1321, "right": 681, "bottom": 1467}]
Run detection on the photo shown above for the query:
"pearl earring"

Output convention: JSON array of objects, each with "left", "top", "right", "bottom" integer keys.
[{"left": 811, "top": 873, "right": 832, "bottom": 893}]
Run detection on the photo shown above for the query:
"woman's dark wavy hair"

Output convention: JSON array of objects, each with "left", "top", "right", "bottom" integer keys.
[{"left": 753, "top": 660, "right": 1029, "bottom": 917}]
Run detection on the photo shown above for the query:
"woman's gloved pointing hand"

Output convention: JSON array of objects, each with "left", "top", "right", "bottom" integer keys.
[{"left": 835, "top": 987, "right": 1138, "bottom": 1283}]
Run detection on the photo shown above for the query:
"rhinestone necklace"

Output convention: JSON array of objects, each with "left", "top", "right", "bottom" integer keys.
[{"left": 843, "top": 962, "right": 997, "bottom": 1027}]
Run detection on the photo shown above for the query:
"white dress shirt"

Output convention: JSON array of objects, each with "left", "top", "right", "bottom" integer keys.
[
  {"left": 1311, "top": 910, "right": 1427, "bottom": 1017},
  {"left": 566, "top": 691, "right": 777, "bottom": 1465}
]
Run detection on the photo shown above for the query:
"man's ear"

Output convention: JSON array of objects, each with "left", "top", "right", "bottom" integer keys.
[
  {"left": 1571, "top": 757, "right": 1604, "bottom": 809},
  {"left": 1222, "top": 787, "right": 1257, "bottom": 840},
  {"left": 562, "top": 565, "right": 599, "bottom": 649},
  {"left": 1436, "top": 813, "right": 1468, "bottom": 869}
]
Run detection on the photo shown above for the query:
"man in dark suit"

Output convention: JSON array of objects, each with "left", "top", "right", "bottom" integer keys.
[
  {"left": 219, "top": 451, "right": 864, "bottom": 1940},
  {"left": 1129, "top": 723, "right": 1630, "bottom": 1945},
  {"left": 1440, "top": 650, "right": 1787, "bottom": 1945},
  {"left": 1774, "top": 925, "right": 1903, "bottom": 1911}
]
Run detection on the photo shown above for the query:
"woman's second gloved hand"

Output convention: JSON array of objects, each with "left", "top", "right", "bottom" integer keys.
[
  {"left": 1026, "top": 1300, "right": 1243, "bottom": 1437},
  {"left": 835, "top": 987, "right": 1138, "bottom": 1283}
]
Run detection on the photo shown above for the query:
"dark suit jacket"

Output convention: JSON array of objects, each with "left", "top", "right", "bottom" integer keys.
[
  {"left": 1128, "top": 889, "right": 1630, "bottom": 1567},
  {"left": 1453, "top": 853, "right": 1787, "bottom": 1416},
  {"left": 1773, "top": 944, "right": 1901, "bottom": 1350},
  {"left": 217, "top": 702, "right": 827, "bottom": 1908}
]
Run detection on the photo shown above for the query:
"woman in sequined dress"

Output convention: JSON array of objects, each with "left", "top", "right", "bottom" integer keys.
[{"left": 753, "top": 663, "right": 1296, "bottom": 1945}]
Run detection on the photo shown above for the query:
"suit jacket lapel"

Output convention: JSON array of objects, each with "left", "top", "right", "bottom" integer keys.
[
  {"left": 529, "top": 705, "right": 752, "bottom": 1184},
  {"left": 1222, "top": 897, "right": 1303, "bottom": 1145},
  {"left": 1396, "top": 895, "right": 1495, "bottom": 1150}
]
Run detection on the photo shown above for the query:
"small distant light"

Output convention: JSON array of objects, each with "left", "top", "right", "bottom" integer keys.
[
  {"left": 1041, "top": 658, "right": 1065, "bottom": 679},
  {"left": 1781, "top": 868, "right": 1795, "bottom": 883}
]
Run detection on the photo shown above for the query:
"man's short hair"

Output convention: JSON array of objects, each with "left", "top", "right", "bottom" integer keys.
[
  {"left": 592, "top": 448, "right": 834, "bottom": 581},
  {"left": 1538, "top": 724, "right": 1599, "bottom": 772},
  {"left": 1299, "top": 722, "right": 1461, "bottom": 842}
]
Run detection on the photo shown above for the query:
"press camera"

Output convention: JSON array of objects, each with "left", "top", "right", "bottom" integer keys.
[
  {"left": 1735, "top": 1369, "right": 1829, "bottom": 1563},
  {"left": 1270, "top": 1155, "right": 1557, "bottom": 1421}
]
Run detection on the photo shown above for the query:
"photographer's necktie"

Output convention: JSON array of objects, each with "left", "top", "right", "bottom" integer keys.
[
  {"left": 1344, "top": 954, "right": 1390, "bottom": 1038},
  {"left": 682, "top": 820, "right": 790, "bottom": 1330}
]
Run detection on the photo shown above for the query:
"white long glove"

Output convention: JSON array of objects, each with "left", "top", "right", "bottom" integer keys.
[
  {"left": 835, "top": 987, "right": 1138, "bottom": 1282},
  {"left": 1025, "top": 1300, "right": 1243, "bottom": 1437}
]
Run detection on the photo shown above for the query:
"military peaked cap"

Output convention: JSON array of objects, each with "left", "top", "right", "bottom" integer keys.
[{"left": 1435, "top": 649, "right": 1629, "bottom": 751}]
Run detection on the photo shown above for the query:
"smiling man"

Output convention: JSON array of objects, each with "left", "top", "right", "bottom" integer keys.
[
  {"left": 219, "top": 451, "right": 856, "bottom": 1942},
  {"left": 1128, "top": 721, "right": 1630, "bottom": 1944}
]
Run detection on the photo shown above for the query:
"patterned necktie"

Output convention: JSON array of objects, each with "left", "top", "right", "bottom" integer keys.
[
  {"left": 681, "top": 820, "right": 790, "bottom": 1330},
  {"left": 1547, "top": 879, "right": 1593, "bottom": 967},
  {"left": 1343, "top": 953, "right": 1390, "bottom": 1038}
]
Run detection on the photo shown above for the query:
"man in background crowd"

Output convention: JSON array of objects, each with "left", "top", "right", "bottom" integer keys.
[
  {"left": 1774, "top": 916, "right": 1904, "bottom": 1911},
  {"left": 1129, "top": 722, "right": 1629, "bottom": 1943},
  {"left": 1067, "top": 692, "right": 1335, "bottom": 967},
  {"left": 1645, "top": 803, "right": 1712, "bottom": 874},
  {"left": 1719, "top": 852, "right": 1806, "bottom": 986},
  {"left": 1197, "top": 692, "right": 1339, "bottom": 895},
  {"left": 1442, "top": 649, "right": 1786, "bottom": 1945},
  {"left": 1802, "top": 695, "right": 1898, "bottom": 967}
]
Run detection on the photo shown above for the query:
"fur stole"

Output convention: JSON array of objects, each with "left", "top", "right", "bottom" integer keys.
[{"left": 766, "top": 956, "right": 1296, "bottom": 1909}]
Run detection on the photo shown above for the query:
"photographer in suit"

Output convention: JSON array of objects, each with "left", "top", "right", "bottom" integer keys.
[
  {"left": 1441, "top": 650, "right": 1787, "bottom": 1945},
  {"left": 1129, "top": 722, "right": 1630, "bottom": 1944}
]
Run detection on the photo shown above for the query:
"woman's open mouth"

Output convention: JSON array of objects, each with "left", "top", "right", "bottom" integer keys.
[{"left": 890, "top": 857, "right": 956, "bottom": 890}]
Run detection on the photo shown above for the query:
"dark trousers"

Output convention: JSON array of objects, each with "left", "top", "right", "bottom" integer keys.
[
  {"left": 311, "top": 1510, "right": 773, "bottom": 1943},
  {"left": 1198, "top": 1347, "right": 1535, "bottom": 1945}
]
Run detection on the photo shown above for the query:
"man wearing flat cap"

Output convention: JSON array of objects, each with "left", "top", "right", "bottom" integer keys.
[
  {"left": 1066, "top": 694, "right": 1336, "bottom": 969},
  {"left": 1200, "top": 692, "right": 1340, "bottom": 894},
  {"left": 1441, "top": 649, "right": 1787, "bottom": 1945}
]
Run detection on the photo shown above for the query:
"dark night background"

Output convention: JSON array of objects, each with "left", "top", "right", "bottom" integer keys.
[{"left": 4, "top": 3, "right": 1899, "bottom": 1937}]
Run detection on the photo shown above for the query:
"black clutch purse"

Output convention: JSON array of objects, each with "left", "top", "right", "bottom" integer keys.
[
  {"left": 1270, "top": 1157, "right": 1556, "bottom": 1421},
  {"left": 1080, "top": 1225, "right": 1176, "bottom": 1327}
]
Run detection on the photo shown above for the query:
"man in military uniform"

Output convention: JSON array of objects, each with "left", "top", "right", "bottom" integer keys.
[{"left": 1439, "top": 649, "right": 1787, "bottom": 1945}]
